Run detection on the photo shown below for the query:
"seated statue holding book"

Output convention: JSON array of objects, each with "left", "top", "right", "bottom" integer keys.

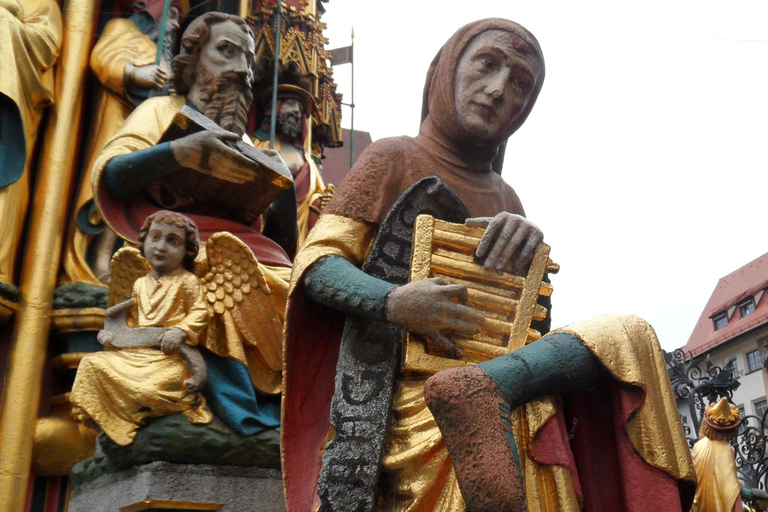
[{"left": 91, "top": 12, "right": 296, "bottom": 439}]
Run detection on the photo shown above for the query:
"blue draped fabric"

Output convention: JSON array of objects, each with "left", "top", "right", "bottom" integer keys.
[
  {"left": 0, "top": 93, "right": 27, "bottom": 188},
  {"left": 200, "top": 349, "right": 280, "bottom": 436}
]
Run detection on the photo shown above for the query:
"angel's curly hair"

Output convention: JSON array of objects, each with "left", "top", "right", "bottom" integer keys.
[{"left": 137, "top": 210, "right": 200, "bottom": 272}]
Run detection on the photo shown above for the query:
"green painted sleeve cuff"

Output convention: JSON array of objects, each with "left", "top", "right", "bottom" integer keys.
[{"left": 303, "top": 255, "right": 395, "bottom": 322}]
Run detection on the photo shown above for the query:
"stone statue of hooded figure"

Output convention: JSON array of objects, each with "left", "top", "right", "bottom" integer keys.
[{"left": 282, "top": 18, "right": 696, "bottom": 512}]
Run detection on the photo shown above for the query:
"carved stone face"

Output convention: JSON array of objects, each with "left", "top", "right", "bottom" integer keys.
[
  {"left": 197, "top": 20, "right": 255, "bottom": 79},
  {"left": 143, "top": 221, "right": 187, "bottom": 276},
  {"left": 277, "top": 98, "right": 304, "bottom": 139},
  {"left": 454, "top": 30, "right": 542, "bottom": 143}
]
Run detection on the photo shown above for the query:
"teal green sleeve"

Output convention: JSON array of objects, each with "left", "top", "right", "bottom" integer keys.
[
  {"left": 303, "top": 255, "right": 395, "bottom": 321},
  {"left": 103, "top": 142, "right": 182, "bottom": 200}
]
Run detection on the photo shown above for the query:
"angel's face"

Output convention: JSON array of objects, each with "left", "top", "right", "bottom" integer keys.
[{"left": 144, "top": 221, "right": 187, "bottom": 276}]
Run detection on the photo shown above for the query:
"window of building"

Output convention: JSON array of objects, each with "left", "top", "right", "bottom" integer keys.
[
  {"left": 755, "top": 399, "right": 768, "bottom": 419},
  {"left": 714, "top": 313, "right": 728, "bottom": 330},
  {"left": 739, "top": 300, "right": 756, "bottom": 318},
  {"left": 725, "top": 358, "right": 739, "bottom": 380},
  {"left": 738, "top": 405, "right": 746, "bottom": 419},
  {"left": 747, "top": 349, "right": 762, "bottom": 373}
]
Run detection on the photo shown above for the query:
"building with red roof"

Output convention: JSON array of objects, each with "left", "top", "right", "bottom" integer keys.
[{"left": 679, "top": 251, "right": 768, "bottom": 424}]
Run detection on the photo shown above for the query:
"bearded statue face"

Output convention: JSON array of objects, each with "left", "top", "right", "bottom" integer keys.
[
  {"left": 276, "top": 97, "right": 304, "bottom": 140},
  {"left": 184, "top": 19, "right": 256, "bottom": 136}
]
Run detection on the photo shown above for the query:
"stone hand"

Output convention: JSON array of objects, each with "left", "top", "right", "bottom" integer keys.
[
  {"left": 467, "top": 212, "right": 543, "bottom": 272},
  {"left": 385, "top": 277, "right": 485, "bottom": 358},
  {"left": 159, "top": 327, "right": 187, "bottom": 355},
  {"left": 97, "top": 329, "right": 114, "bottom": 347},
  {"left": 126, "top": 63, "right": 168, "bottom": 90},
  {"left": 171, "top": 130, "right": 256, "bottom": 184}
]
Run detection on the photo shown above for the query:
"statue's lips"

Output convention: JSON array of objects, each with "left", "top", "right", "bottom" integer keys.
[{"left": 469, "top": 101, "right": 497, "bottom": 119}]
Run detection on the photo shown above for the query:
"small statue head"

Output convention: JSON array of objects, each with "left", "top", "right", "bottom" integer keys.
[
  {"left": 138, "top": 210, "right": 200, "bottom": 274},
  {"left": 171, "top": 12, "right": 255, "bottom": 135},
  {"left": 423, "top": 19, "right": 545, "bottom": 148}
]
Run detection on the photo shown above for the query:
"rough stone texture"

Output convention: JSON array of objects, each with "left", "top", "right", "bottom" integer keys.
[
  {"left": 53, "top": 283, "right": 108, "bottom": 309},
  {"left": 71, "top": 414, "right": 280, "bottom": 487},
  {"left": 425, "top": 365, "right": 526, "bottom": 512},
  {"left": 68, "top": 461, "right": 285, "bottom": 512},
  {"left": 317, "top": 177, "right": 469, "bottom": 511}
]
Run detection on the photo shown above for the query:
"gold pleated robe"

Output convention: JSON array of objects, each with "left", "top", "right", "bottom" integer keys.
[{"left": 0, "top": 0, "right": 62, "bottom": 284}]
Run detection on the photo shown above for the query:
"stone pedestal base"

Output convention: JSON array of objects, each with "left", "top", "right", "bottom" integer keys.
[{"left": 68, "top": 461, "right": 285, "bottom": 511}]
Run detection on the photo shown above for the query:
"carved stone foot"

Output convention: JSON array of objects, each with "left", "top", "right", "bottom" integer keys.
[{"left": 425, "top": 365, "right": 527, "bottom": 512}]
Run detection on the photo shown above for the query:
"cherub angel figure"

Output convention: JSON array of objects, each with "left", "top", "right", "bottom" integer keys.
[
  {"left": 71, "top": 211, "right": 213, "bottom": 445},
  {"left": 72, "top": 209, "right": 284, "bottom": 446}
]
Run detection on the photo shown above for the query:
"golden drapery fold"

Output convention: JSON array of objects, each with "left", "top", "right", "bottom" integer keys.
[
  {"left": 62, "top": 17, "right": 159, "bottom": 285},
  {"left": 691, "top": 437, "right": 741, "bottom": 512},
  {"left": 287, "top": 214, "right": 375, "bottom": 296},
  {"left": 0, "top": 0, "right": 62, "bottom": 284},
  {"left": 0, "top": 0, "right": 61, "bottom": 143},
  {"left": 131, "top": 268, "right": 209, "bottom": 345}
]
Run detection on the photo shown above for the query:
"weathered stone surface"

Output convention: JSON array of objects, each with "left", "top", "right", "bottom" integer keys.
[
  {"left": 317, "top": 177, "right": 469, "bottom": 511},
  {"left": 68, "top": 461, "right": 285, "bottom": 512},
  {"left": 71, "top": 414, "right": 280, "bottom": 487}
]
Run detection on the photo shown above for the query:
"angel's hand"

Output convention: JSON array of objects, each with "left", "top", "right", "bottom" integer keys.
[
  {"left": 170, "top": 131, "right": 256, "bottom": 184},
  {"left": 159, "top": 328, "right": 187, "bottom": 355}
]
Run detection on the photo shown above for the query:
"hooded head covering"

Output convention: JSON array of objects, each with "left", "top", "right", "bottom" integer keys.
[{"left": 420, "top": 18, "right": 545, "bottom": 171}]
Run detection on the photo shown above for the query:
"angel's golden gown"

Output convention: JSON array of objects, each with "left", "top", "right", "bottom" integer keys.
[{"left": 70, "top": 268, "right": 213, "bottom": 446}]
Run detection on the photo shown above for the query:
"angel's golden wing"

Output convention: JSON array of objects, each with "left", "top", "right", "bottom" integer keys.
[
  {"left": 199, "top": 232, "right": 284, "bottom": 394},
  {"left": 107, "top": 247, "right": 150, "bottom": 307}
]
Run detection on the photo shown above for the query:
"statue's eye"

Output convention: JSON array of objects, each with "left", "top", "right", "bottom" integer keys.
[{"left": 218, "top": 42, "right": 236, "bottom": 57}]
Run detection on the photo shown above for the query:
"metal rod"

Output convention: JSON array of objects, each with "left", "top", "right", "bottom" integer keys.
[
  {"left": 148, "top": 0, "right": 172, "bottom": 99},
  {"left": 349, "top": 27, "right": 355, "bottom": 169},
  {"left": 269, "top": 0, "right": 283, "bottom": 149}
]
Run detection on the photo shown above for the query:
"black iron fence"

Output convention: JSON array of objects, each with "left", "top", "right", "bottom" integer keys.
[{"left": 665, "top": 348, "right": 768, "bottom": 503}]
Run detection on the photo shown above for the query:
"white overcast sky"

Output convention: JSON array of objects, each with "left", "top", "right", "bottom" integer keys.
[{"left": 321, "top": 0, "right": 768, "bottom": 352}]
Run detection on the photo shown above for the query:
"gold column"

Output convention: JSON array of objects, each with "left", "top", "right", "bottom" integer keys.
[
  {"left": 0, "top": 0, "right": 95, "bottom": 510},
  {"left": 239, "top": 0, "right": 250, "bottom": 18}
]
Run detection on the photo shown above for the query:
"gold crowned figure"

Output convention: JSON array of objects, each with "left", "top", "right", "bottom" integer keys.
[{"left": 692, "top": 398, "right": 745, "bottom": 512}]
